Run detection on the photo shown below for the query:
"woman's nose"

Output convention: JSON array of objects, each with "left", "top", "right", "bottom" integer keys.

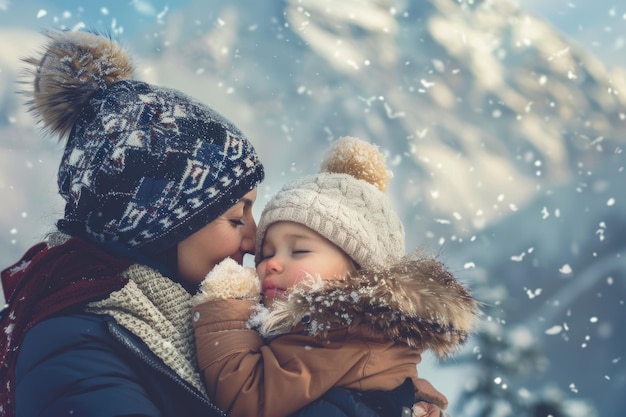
[{"left": 240, "top": 217, "right": 257, "bottom": 255}]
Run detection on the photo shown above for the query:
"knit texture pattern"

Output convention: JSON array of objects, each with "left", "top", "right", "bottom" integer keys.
[
  {"left": 0, "top": 233, "right": 132, "bottom": 417},
  {"left": 256, "top": 137, "right": 404, "bottom": 269},
  {"left": 57, "top": 80, "right": 264, "bottom": 255},
  {"left": 23, "top": 30, "right": 264, "bottom": 256},
  {"left": 86, "top": 264, "right": 206, "bottom": 394}
]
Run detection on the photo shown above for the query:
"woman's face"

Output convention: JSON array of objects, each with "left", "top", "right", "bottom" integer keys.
[{"left": 177, "top": 189, "right": 258, "bottom": 287}]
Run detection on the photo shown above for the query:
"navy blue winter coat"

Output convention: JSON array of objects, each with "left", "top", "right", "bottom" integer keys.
[
  {"left": 14, "top": 313, "right": 224, "bottom": 417},
  {"left": 295, "top": 379, "right": 416, "bottom": 417}
]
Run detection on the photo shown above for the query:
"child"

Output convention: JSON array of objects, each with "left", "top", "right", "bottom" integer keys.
[{"left": 191, "top": 137, "right": 481, "bottom": 417}]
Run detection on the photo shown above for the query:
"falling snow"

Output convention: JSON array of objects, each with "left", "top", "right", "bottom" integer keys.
[
  {"left": 0, "top": 1, "right": 625, "bottom": 415},
  {"left": 559, "top": 264, "right": 573, "bottom": 275},
  {"left": 545, "top": 325, "right": 563, "bottom": 335}
]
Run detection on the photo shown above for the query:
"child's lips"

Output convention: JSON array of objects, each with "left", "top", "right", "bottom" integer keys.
[
  {"left": 261, "top": 282, "right": 285, "bottom": 298},
  {"left": 262, "top": 287, "right": 285, "bottom": 298}
]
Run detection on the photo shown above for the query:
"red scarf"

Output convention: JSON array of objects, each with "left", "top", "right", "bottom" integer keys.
[{"left": 0, "top": 237, "right": 133, "bottom": 417}]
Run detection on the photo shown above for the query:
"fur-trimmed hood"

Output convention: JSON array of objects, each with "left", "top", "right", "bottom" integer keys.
[{"left": 257, "top": 251, "right": 482, "bottom": 358}]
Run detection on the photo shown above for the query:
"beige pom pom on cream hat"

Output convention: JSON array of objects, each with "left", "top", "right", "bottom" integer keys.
[{"left": 255, "top": 136, "right": 405, "bottom": 269}]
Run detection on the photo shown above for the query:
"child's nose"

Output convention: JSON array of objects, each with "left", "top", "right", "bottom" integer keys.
[{"left": 265, "top": 256, "right": 282, "bottom": 274}]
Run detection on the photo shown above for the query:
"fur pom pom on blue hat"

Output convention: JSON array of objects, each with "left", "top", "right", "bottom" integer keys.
[{"left": 22, "top": 30, "right": 264, "bottom": 256}]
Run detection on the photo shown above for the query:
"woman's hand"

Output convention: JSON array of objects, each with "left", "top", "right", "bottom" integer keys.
[{"left": 191, "top": 258, "right": 261, "bottom": 305}]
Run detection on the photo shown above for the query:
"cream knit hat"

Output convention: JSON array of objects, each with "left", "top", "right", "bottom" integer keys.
[{"left": 256, "top": 137, "right": 405, "bottom": 269}]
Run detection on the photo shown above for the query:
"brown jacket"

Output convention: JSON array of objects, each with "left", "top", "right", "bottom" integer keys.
[{"left": 192, "top": 253, "right": 481, "bottom": 417}]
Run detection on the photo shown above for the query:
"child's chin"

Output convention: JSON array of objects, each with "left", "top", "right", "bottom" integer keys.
[
  {"left": 262, "top": 294, "right": 286, "bottom": 310},
  {"left": 262, "top": 296, "right": 275, "bottom": 309}
]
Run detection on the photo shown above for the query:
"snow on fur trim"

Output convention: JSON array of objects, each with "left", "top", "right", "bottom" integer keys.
[
  {"left": 21, "top": 30, "right": 134, "bottom": 139},
  {"left": 320, "top": 136, "right": 391, "bottom": 192},
  {"left": 259, "top": 251, "right": 482, "bottom": 358}
]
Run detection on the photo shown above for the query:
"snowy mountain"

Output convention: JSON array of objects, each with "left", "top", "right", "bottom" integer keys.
[
  {"left": 1, "top": 0, "right": 625, "bottom": 414},
  {"left": 127, "top": 0, "right": 626, "bottom": 245}
]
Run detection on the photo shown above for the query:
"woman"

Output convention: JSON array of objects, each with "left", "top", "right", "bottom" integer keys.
[{"left": 0, "top": 30, "right": 264, "bottom": 417}]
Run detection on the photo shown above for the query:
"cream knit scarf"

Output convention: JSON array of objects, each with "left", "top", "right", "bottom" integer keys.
[{"left": 86, "top": 263, "right": 206, "bottom": 395}]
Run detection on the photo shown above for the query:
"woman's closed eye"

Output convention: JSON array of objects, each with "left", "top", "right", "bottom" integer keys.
[{"left": 229, "top": 218, "right": 245, "bottom": 227}]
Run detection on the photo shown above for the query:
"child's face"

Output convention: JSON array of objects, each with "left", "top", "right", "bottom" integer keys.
[{"left": 257, "top": 221, "right": 354, "bottom": 308}]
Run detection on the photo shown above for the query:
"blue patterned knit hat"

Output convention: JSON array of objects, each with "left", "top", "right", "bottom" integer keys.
[{"left": 23, "top": 30, "right": 264, "bottom": 256}]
